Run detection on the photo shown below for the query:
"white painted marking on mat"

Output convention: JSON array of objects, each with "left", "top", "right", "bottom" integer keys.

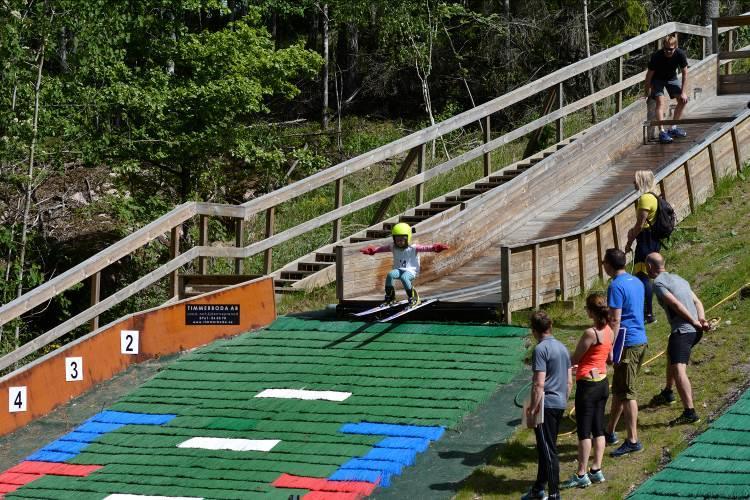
[
  {"left": 104, "top": 495, "right": 203, "bottom": 500},
  {"left": 255, "top": 388, "right": 352, "bottom": 401},
  {"left": 177, "top": 437, "right": 280, "bottom": 452}
]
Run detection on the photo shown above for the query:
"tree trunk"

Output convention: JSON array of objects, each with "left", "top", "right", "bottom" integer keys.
[
  {"left": 15, "top": 43, "right": 45, "bottom": 350},
  {"left": 504, "top": 0, "right": 511, "bottom": 92},
  {"left": 583, "top": 0, "right": 597, "bottom": 123},
  {"left": 58, "top": 26, "right": 68, "bottom": 73},
  {"left": 702, "top": 0, "right": 720, "bottom": 52},
  {"left": 321, "top": 3, "right": 329, "bottom": 131},
  {"left": 345, "top": 21, "right": 358, "bottom": 99}
]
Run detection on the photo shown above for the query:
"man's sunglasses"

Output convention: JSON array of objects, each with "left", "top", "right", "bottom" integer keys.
[{"left": 663, "top": 47, "right": 676, "bottom": 53}]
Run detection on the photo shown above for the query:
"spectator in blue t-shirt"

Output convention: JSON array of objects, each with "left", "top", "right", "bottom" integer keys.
[{"left": 602, "top": 248, "right": 648, "bottom": 457}]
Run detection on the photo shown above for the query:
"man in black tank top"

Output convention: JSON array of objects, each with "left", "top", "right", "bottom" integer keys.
[{"left": 645, "top": 34, "right": 689, "bottom": 144}]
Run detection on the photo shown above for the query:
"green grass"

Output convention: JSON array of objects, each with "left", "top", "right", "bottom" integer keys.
[{"left": 456, "top": 168, "right": 750, "bottom": 499}]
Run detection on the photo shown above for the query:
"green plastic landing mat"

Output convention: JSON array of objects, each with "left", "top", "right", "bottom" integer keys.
[
  {"left": 630, "top": 388, "right": 750, "bottom": 498},
  {"left": 5, "top": 318, "right": 527, "bottom": 499}
]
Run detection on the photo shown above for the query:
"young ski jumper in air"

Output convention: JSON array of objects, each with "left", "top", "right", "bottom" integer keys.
[{"left": 360, "top": 222, "right": 448, "bottom": 306}]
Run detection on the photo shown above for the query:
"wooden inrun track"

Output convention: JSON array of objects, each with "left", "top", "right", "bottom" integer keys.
[
  {"left": 2, "top": 17, "right": 750, "bottom": 374},
  {"left": 338, "top": 47, "right": 750, "bottom": 320}
]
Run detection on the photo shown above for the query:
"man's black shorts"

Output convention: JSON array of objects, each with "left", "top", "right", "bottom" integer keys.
[{"left": 668, "top": 329, "right": 698, "bottom": 364}]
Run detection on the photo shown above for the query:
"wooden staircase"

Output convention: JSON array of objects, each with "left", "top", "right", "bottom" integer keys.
[{"left": 272, "top": 139, "right": 577, "bottom": 293}]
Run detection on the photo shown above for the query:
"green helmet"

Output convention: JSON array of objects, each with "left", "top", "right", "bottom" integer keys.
[{"left": 391, "top": 222, "right": 412, "bottom": 244}]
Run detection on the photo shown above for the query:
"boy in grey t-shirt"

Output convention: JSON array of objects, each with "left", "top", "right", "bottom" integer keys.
[
  {"left": 646, "top": 252, "right": 708, "bottom": 426},
  {"left": 523, "top": 311, "right": 572, "bottom": 500}
]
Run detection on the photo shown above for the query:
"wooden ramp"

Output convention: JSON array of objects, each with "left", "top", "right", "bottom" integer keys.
[{"left": 338, "top": 56, "right": 750, "bottom": 313}]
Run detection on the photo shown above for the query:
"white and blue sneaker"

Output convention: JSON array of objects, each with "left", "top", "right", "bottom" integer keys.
[
  {"left": 588, "top": 469, "right": 606, "bottom": 484},
  {"left": 658, "top": 130, "right": 674, "bottom": 144},
  {"left": 668, "top": 127, "right": 687, "bottom": 138},
  {"left": 561, "top": 473, "right": 591, "bottom": 489}
]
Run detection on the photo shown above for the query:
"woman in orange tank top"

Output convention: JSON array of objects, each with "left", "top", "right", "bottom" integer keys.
[{"left": 561, "top": 293, "right": 614, "bottom": 489}]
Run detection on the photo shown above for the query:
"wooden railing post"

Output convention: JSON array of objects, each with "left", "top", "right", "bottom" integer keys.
[
  {"left": 332, "top": 178, "right": 344, "bottom": 242},
  {"left": 234, "top": 218, "right": 245, "bottom": 274},
  {"left": 684, "top": 161, "right": 696, "bottom": 213},
  {"left": 708, "top": 143, "right": 719, "bottom": 188},
  {"left": 416, "top": 143, "right": 426, "bottom": 205},
  {"left": 557, "top": 82, "right": 564, "bottom": 142},
  {"left": 500, "top": 246, "right": 511, "bottom": 324},
  {"left": 198, "top": 214, "right": 208, "bottom": 274},
  {"left": 611, "top": 216, "right": 620, "bottom": 250},
  {"left": 731, "top": 127, "right": 742, "bottom": 174},
  {"left": 169, "top": 225, "right": 180, "bottom": 299},
  {"left": 595, "top": 226, "right": 604, "bottom": 281},
  {"left": 483, "top": 115, "right": 492, "bottom": 176},
  {"left": 335, "top": 245, "right": 344, "bottom": 301},
  {"left": 577, "top": 233, "right": 586, "bottom": 294},
  {"left": 264, "top": 207, "right": 275, "bottom": 274},
  {"left": 726, "top": 30, "right": 734, "bottom": 75},
  {"left": 89, "top": 272, "right": 101, "bottom": 331},
  {"left": 558, "top": 238, "right": 567, "bottom": 301},
  {"left": 532, "top": 244, "right": 540, "bottom": 309},
  {"left": 616, "top": 56, "right": 623, "bottom": 113}
]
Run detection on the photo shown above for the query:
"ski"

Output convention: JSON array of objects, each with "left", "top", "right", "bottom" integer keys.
[
  {"left": 352, "top": 299, "right": 410, "bottom": 317},
  {"left": 378, "top": 298, "right": 438, "bottom": 323}
]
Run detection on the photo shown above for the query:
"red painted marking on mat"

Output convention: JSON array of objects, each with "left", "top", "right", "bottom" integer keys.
[
  {"left": 7, "top": 461, "right": 102, "bottom": 477},
  {"left": 303, "top": 492, "right": 364, "bottom": 500},
  {"left": 273, "top": 473, "right": 377, "bottom": 494},
  {"left": 0, "top": 472, "right": 40, "bottom": 485}
]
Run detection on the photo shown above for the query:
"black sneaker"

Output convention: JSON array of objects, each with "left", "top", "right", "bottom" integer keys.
[
  {"left": 669, "top": 411, "right": 701, "bottom": 426},
  {"left": 651, "top": 388, "right": 676, "bottom": 406}
]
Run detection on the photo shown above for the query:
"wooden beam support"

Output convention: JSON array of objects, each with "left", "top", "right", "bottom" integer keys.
[
  {"left": 169, "top": 225, "right": 181, "bottom": 299},
  {"left": 89, "top": 272, "right": 101, "bottom": 332},
  {"left": 577, "top": 233, "right": 586, "bottom": 294},
  {"left": 198, "top": 214, "right": 208, "bottom": 274},
  {"left": 708, "top": 143, "right": 719, "bottom": 189},
  {"left": 611, "top": 216, "right": 620, "bottom": 250},
  {"left": 731, "top": 127, "right": 742, "bottom": 174},
  {"left": 371, "top": 147, "right": 420, "bottom": 225},
  {"left": 558, "top": 238, "right": 568, "bottom": 301},
  {"left": 483, "top": 115, "right": 492, "bottom": 176},
  {"left": 595, "top": 226, "right": 604, "bottom": 281},
  {"left": 500, "top": 246, "right": 511, "bottom": 324},
  {"left": 726, "top": 31, "right": 734, "bottom": 75},
  {"left": 264, "top": 207, "right": 275, "bottom": 274},
  {"left": 532, "top": 244, "right": 540, "bottom": 309},
  {"left": 332, "top": 177, "right": 344, "bottom": 242},
  {"left": 234, "top": 219, "right": 244, "bottom": 274},
  {"left": 684, "top": 162, "right": 696, "bottom": 213},
  {"left": 416, "top": 143, "right": 426, "bottom": 205}
]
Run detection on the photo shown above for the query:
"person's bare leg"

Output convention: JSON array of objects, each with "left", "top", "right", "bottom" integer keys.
[
  {"left": 623, "top": 399, "right": 639, "bottom": 443},
  {"left": 607, "top": 394, "right": 623, "bottom": 434},
  {"left": 674, "top": 98, "right": 687, "bottom": 120},
  {"left": 577, "top": 438, "right": 592, "bottom": 475},
  {"left": 665, "top": 362, "right": 674, "bottom": 391},
  {"left": 591, "top": 435, "right": 606, "bottom": 470},
  {"left": 673, "top": 363, "right": 694, "bottom": 409},
  {"left": 655, "top": 95, "right": 668, "bottom": 131}
]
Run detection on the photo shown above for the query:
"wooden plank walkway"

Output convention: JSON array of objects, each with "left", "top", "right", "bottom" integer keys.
[{"left": 349, "top": 94, "right": 750, "bottom": 303}]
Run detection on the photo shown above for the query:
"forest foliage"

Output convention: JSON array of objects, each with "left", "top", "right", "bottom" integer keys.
[{"left": 0, "top": 0, "right": 744, "bottom": 347}]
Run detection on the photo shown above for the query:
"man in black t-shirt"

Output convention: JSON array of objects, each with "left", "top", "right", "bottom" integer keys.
[{"left": 645, "top": 35, "right": 689, "bottom": 144}]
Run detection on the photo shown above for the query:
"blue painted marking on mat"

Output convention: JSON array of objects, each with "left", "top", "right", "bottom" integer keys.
[
  {"left": 76, "top": 422, "right": 125, "bottom": 434},
  {"left": 24, "top": 412, "right": 178, "bottom": 465},
  {"left": 330, "top": 468, "right": 390, "bottom": 487},
  {"left": 58, "top": 431, "right": 101, "bottom": 443},
  {"left": 340, "top": 422, "right": 445, "bottom": 440},
  {"left": 341, "top": 458, "right": 404, "bottom": 475},
  {"left": 87, "top": 410, "right": 176, "bottom": 426},
  {"left": 37, "top": 439, "right": 90, "bottom": 454},
  {"left": 363, "top": 447, "right": 417, "bottom": 466},
  {"left": 375, "top": 437, "right": 430, "bottom": 453},
  {"left": 25, "top": 450, "right": 77, "bottom": 463}
]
